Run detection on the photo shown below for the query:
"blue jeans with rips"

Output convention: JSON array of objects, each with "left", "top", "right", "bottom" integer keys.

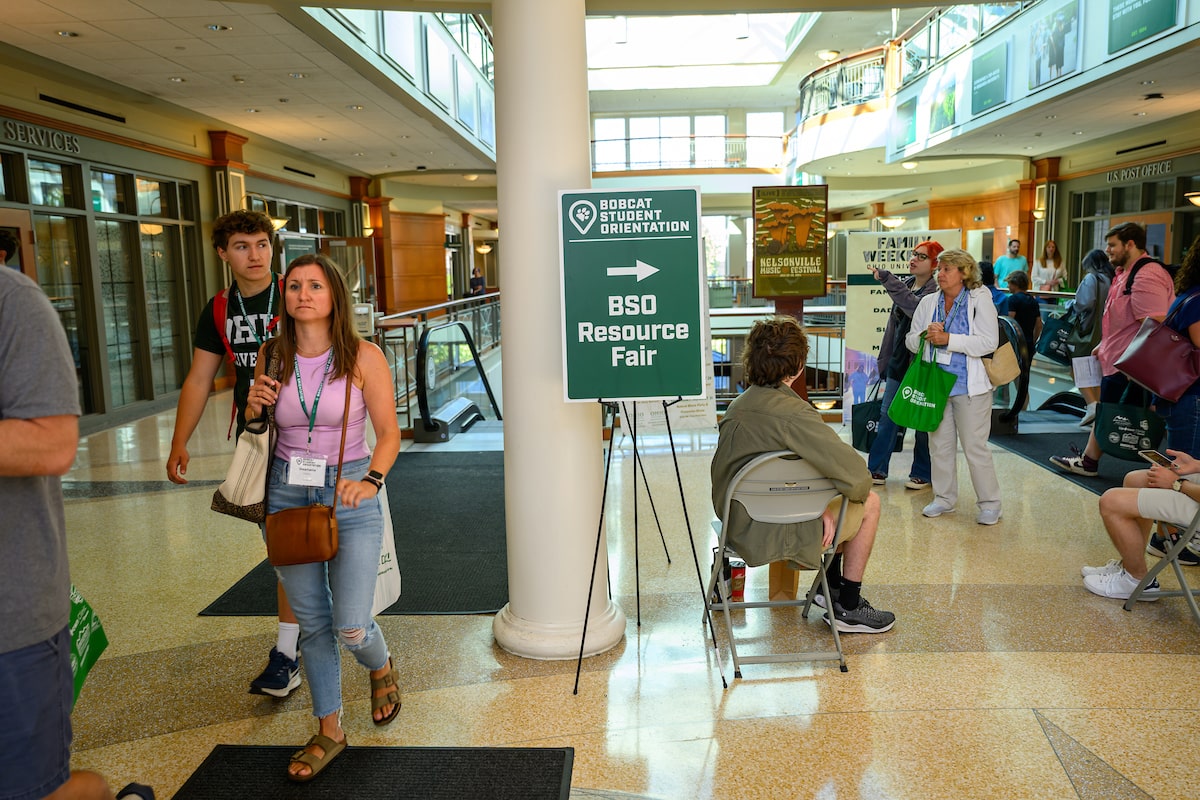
[
  {"left": 866, "top": 376, "right": 932, "bottom": 481},
  {"left": 267, "top": 455, "right": 388, "bottom": 719}
]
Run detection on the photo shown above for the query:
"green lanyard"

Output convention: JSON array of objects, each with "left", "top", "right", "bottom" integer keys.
[
  {"left": 233, "top": 279, "right": 277, "bottom": 347},
  {"left": 294, "top": 350, "right": 335, "bottom": 452}
]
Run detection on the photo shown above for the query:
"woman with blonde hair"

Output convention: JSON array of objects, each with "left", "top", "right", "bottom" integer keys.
[
  {"left": 246, "top": 253, "right": 401, "bottom": 781},
  {"left": 906, "top": 249, "right": 1003, "bottom": 525}
]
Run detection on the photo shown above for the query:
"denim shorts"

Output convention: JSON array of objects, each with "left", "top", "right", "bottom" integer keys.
[{"left": 0, "top": 626, "right": 72, "bottom": 800}]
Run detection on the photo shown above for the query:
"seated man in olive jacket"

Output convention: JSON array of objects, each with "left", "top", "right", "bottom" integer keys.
[{"left": 711, "top": 316, "right": 896, "bottom": 633}]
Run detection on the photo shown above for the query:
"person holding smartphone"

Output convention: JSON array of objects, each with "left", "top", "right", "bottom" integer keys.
[{"left": 1082, "top": 448, "right": 1200, "bottom": 600}]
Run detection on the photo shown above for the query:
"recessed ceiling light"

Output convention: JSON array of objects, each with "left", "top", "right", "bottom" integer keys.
[
  {"left": 207, "top": 24, "right": 232, "bottom": 32},
  {"left": 278, "top": 98, "right": 289, "bottom": 103},
  {"left": 232, "top": 76, "right": 245, "bottom": 84},
  {"left": 1133, "top": 111, "right": 1147, "bottom": 116},
  {"left": 316, "top": 137, "right": 328, "bottom": 142},
  {"left": 169, "top": 76, "right": 185, "bottom": 83},
  {"left": 289, "top": 72, "right": 307, "bottom": 79},
  {"left": 353, "top": 152, "right": 364, "bottom": 157},
  {"left": 901, "top": 161, "right": 918, "bottom": 170},
  {"left": 1023, "top": 145, "right": 1033, "bottom": 150},
  {"left": 57, "top": 30, "right": 79, "bottom": 38},
  {"left": 816, "top": 49, "right": 840, "bottom": 62},
  {"left": 1141, "top": 80, "right": 1157, "bottom": 85},
  {"left": 245, "top": 108, "right": 259, "bottom": 113},
  {"left": 994, "top": 133, "right": 1004, "bottom": 137},
  {"left": 346, "top": 104, "right": 364, "bottom": 111},
  {"left": 1073, "top": 130, "right": 1084, "bottom": 135},
  {"left": 1045, "top": 114, "right": 1057, "bottom": 120},
  {"left": 464, "top": 174, "right": 479, "bottom": 181}
]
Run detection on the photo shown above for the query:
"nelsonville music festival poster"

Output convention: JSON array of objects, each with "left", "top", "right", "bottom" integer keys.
[{"left": 752, "top": 185, "right": 828, "bottom": 298}]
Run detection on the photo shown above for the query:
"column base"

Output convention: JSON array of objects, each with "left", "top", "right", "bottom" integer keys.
[{"left": 492, "top": 598, "right": 626, "bottom": 660}]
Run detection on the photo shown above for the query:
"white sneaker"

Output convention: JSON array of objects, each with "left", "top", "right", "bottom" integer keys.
[
  {"left": 922, "top": 501, "right": 956, "bottom": 518},
  {"left": 1081, "top": 558, "right": 1123, "bottom": 578},
  {"left": 1079, "top": 402, "right": 1098, "bottom": 427},
  {"left": 1083, "top": 568, "right": 1159, "bottom": 601},
  {"left": 976, "top": 508, "right": 1002, "bottom": 525}
]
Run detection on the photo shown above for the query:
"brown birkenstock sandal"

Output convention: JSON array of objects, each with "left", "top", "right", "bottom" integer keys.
[
  {"left": 370, "top": 656, "right": 402, "bottom": 726},
  {"left": 287, "top": 733, "right": 347, "bottom": 782}
]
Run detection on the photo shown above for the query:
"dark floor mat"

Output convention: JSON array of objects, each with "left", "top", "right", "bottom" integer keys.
[
  {"left": 200, "top": 451, "right": 506, "bottom": 615},
  {"left": 172, "top": 745, "right": 573, "bottom": 800},
  {"left": 991, "top": 430, "right": 1142, "bottom": 495}
]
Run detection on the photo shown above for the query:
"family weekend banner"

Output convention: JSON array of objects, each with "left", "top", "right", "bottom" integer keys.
[
  {"left": 751, "top": 185, "right": 828, "bottom": 298},
  {"left": 844, "top": 229, "right": 962, "bottom": 359}
]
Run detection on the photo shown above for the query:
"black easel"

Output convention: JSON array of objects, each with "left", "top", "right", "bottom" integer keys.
[{"left": 574, "top": 397, "right": 725, "bottom": 694}]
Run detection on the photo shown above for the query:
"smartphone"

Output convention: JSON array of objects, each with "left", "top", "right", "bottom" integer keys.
[{"left": 1139, "top": 449, "right": 1175, "bottom": 468}]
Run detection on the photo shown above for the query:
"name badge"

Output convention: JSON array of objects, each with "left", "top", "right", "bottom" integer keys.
[
  {"left": 288, "top": 455, "right": 328, "bottom": 487},
  {"left": 935, "top": 348, "right": 953, "bottom": 366}
]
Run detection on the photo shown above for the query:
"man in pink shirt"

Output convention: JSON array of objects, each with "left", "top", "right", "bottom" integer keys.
[{"left": 1051, "top": 222, "right": 1174, "bottom": 476}]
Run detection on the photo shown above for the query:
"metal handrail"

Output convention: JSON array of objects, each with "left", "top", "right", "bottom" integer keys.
[
  {"left": 415, "top": 320, "right": 502, "bottom": 434},
  {"left": 796, "top": 48, "right": 887, "bottom": 123}
]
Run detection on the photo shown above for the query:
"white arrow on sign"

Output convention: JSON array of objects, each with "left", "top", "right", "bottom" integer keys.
[{"left": 606, "top": 259, "right": 659, "bottom": 282}]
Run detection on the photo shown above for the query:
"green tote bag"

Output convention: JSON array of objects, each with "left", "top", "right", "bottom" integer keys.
[{"left": 886, "top": 335, "right": 957, "bottom": 432}]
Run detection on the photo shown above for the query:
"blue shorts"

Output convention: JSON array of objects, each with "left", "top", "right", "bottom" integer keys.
[{"left": 0, "top": 627, "right": 73, "bottom": 800}]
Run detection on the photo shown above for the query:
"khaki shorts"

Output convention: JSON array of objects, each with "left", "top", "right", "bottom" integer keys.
[
  {"left": 1137, "top": 486, "right": 1200, "bottom": 529},
  {"left": 826, "top": 497, "right": 864, "bottom": 545}
]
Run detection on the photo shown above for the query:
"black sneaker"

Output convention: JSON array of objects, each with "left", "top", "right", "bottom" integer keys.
[
  {"left": 249, "top": 647, "right": 301, "bottom": 697},
  {"left": 1147, "top": 532, "right": 1200, "bottom": 566},
  {"left": 812, "top": 586, "right": 840, "bottom": 610},
  {"left": 826, "top": 598, "right": 896, "bottom": 633}
]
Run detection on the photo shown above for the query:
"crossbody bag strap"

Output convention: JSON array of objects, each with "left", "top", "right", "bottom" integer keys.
[
  {"left": 1164, "top": 288, "right": 1200, "bottom": 327},
  {"left": 331, "top": 371, "right": 352, "bottom": 519}
]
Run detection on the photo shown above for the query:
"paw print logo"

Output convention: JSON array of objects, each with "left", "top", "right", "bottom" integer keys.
[{"left": 568, "top": 200, "right": 598, "bottom": 235}]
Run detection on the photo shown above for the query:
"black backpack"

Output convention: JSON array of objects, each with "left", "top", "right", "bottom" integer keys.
[{"left": 1122, "top": 255, "right": 1176, "bottom": 295}]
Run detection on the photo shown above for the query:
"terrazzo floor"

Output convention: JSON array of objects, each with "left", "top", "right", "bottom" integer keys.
[{"left": 61, "top": 391, "right": 1200, "bottom": 799}]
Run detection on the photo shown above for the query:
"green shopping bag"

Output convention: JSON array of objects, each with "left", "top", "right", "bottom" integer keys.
[
  {"left": 886, "top": 335, "right": 957, "bottom": 432},
  {"left": 1094, "top": 388, "right": 1165, "bottom": 462},
  {"left": 68, "top": 584, "right": 108, "bottom": 704}
]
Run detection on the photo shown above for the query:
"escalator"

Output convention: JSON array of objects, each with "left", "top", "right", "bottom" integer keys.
[{"left": 413, "top": 320, "right": 502, "bottom": 443}]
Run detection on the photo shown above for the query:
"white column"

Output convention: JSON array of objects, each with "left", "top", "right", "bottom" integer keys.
[{"left": 490, "top": 0, "right": 626, "bottom": 658}]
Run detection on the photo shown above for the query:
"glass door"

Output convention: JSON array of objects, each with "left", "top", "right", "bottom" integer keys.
[
  {"left": 96, "top": 219, "right": 148, "bottom": 407},
  {"left": 34, "top": 213, "right": 94, "bottom": 413},
  {"left": 322, "top": 237, "right": 377, "bottom": 306}
]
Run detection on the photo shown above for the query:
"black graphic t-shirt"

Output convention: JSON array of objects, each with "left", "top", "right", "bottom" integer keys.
[{"left": 193, "top": 280, "right": 278, "bottom": 436}]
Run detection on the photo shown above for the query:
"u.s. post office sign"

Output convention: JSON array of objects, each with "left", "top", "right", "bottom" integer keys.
[{"left": 558, "top": 187, "right": 705, "bottom": 402}]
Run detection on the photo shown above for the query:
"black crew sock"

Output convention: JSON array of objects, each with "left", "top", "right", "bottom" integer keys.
[
  {"left": 839, "top": 578, "right": 862, "bottom": 610},
  {"left": 826, "top": 553, "right": 843, "bottom": 587}
]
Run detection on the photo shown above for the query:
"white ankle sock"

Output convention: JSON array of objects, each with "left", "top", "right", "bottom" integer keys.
[{"left": 277, "top": 622, "right": 300, "bottom": 660}]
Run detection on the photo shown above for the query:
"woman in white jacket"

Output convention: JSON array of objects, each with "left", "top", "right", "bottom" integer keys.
[{"left": 906, "top": 249, "right": 1003, "bottom": 525}]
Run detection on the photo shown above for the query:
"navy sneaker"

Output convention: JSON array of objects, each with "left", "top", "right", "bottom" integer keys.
[
  {"left": 249, "top": 647, "right": 301, "bottom": 697},
  {"left": 1147, "top": 532, "right": 1200, "bottom": 566}
]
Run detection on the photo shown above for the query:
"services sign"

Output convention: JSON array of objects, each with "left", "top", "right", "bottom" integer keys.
[{"left": 559, "top": 187, "right": 705, "bottom": 402}]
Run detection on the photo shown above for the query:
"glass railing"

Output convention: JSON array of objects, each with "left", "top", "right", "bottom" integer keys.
[
  {"left": 897, "top": 3, "right": 1030, "bottom": 85},
  {"left": 413, "top": 320, "right": 502, "bottom": 441},
  {"left": 796, "top": 48, "right": 887, "bottom": 122},
  {"left": 375, "top": 294, "right": 501, "bottom": 431}
]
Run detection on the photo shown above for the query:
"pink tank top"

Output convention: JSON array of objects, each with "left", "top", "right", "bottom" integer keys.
[{"left": 274, "top": 349, "right": 370, "bottom": 464}]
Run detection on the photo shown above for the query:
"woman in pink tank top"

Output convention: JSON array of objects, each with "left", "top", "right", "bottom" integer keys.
[{"left": 246, "top": 253, "right": 401, "bottom": 782}]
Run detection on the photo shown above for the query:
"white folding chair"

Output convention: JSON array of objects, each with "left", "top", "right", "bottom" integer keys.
[
  {"left": 1125, "top": 507, "right": 1200, "bottom": 626},
  {"left": 706, "top": 450, "right": 849, "bottom": 678}
]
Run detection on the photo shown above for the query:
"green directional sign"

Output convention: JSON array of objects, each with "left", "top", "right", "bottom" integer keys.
[{"left": 559, "top": 187, "right": 705, "bottom": 402}]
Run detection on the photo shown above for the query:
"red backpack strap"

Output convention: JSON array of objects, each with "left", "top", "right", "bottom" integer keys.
[
  {"left": 213, "top": 288, "right": 235, "bottom": 365},
  {"left": 212, "top": 289, "right": 238, "bottom": 439}
]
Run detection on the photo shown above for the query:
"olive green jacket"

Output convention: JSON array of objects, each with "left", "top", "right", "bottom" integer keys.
[{"left": 710, "top": 384, "right": 872, "bottom": 569}]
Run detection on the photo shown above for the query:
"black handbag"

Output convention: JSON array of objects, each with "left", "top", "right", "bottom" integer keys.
[{"left": 851, "top": 382, "right": 905, "bottom": 453}]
